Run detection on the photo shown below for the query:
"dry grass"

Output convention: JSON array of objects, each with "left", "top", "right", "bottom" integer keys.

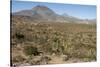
[{"left": 11, "top": 19, "right": 96, "bottom": 66}]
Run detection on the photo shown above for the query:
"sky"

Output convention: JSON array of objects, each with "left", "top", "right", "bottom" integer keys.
[{"left": 11, "top": 0, "right": 96, "bottom": 19}]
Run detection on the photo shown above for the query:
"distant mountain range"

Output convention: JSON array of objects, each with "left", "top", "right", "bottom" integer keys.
[{"left": 12, "top": 5, "right": 96, "bottom": 24}]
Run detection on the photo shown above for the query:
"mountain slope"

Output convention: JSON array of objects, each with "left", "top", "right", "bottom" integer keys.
[{"left": 12, "top": 5, "right": 96, "bottom": 24}]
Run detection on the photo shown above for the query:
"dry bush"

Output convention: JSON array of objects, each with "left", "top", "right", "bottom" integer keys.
[{"left": 23, "top": 46, "right": 39, "bottom": 56}]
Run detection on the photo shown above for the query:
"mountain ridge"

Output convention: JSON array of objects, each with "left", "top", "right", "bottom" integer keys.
[{"left": 12, "top": 5, "right": 96, "bottom": 24}]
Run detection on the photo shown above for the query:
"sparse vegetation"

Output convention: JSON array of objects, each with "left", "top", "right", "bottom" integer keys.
[
  {"left": 11, "top": 18, "right": 96, "bottom": 66},
  {"left": 23, "top": 46, "right": 39, "bottom": 56}
]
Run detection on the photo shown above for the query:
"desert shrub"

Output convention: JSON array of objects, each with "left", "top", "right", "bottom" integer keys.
[
  {"left": 23, "top": 46, "right": 39, "bottom": 56},
  {"left": 15, "top": 32, "right": 25, "bottom": 43},
  {"left": 15, "top": 32, "right": 24, "bottom": 40}
]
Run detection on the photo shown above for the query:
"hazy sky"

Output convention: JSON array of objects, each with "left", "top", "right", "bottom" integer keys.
[{"left": 11, "top": 0, "right": 96, "bottom": 19}]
